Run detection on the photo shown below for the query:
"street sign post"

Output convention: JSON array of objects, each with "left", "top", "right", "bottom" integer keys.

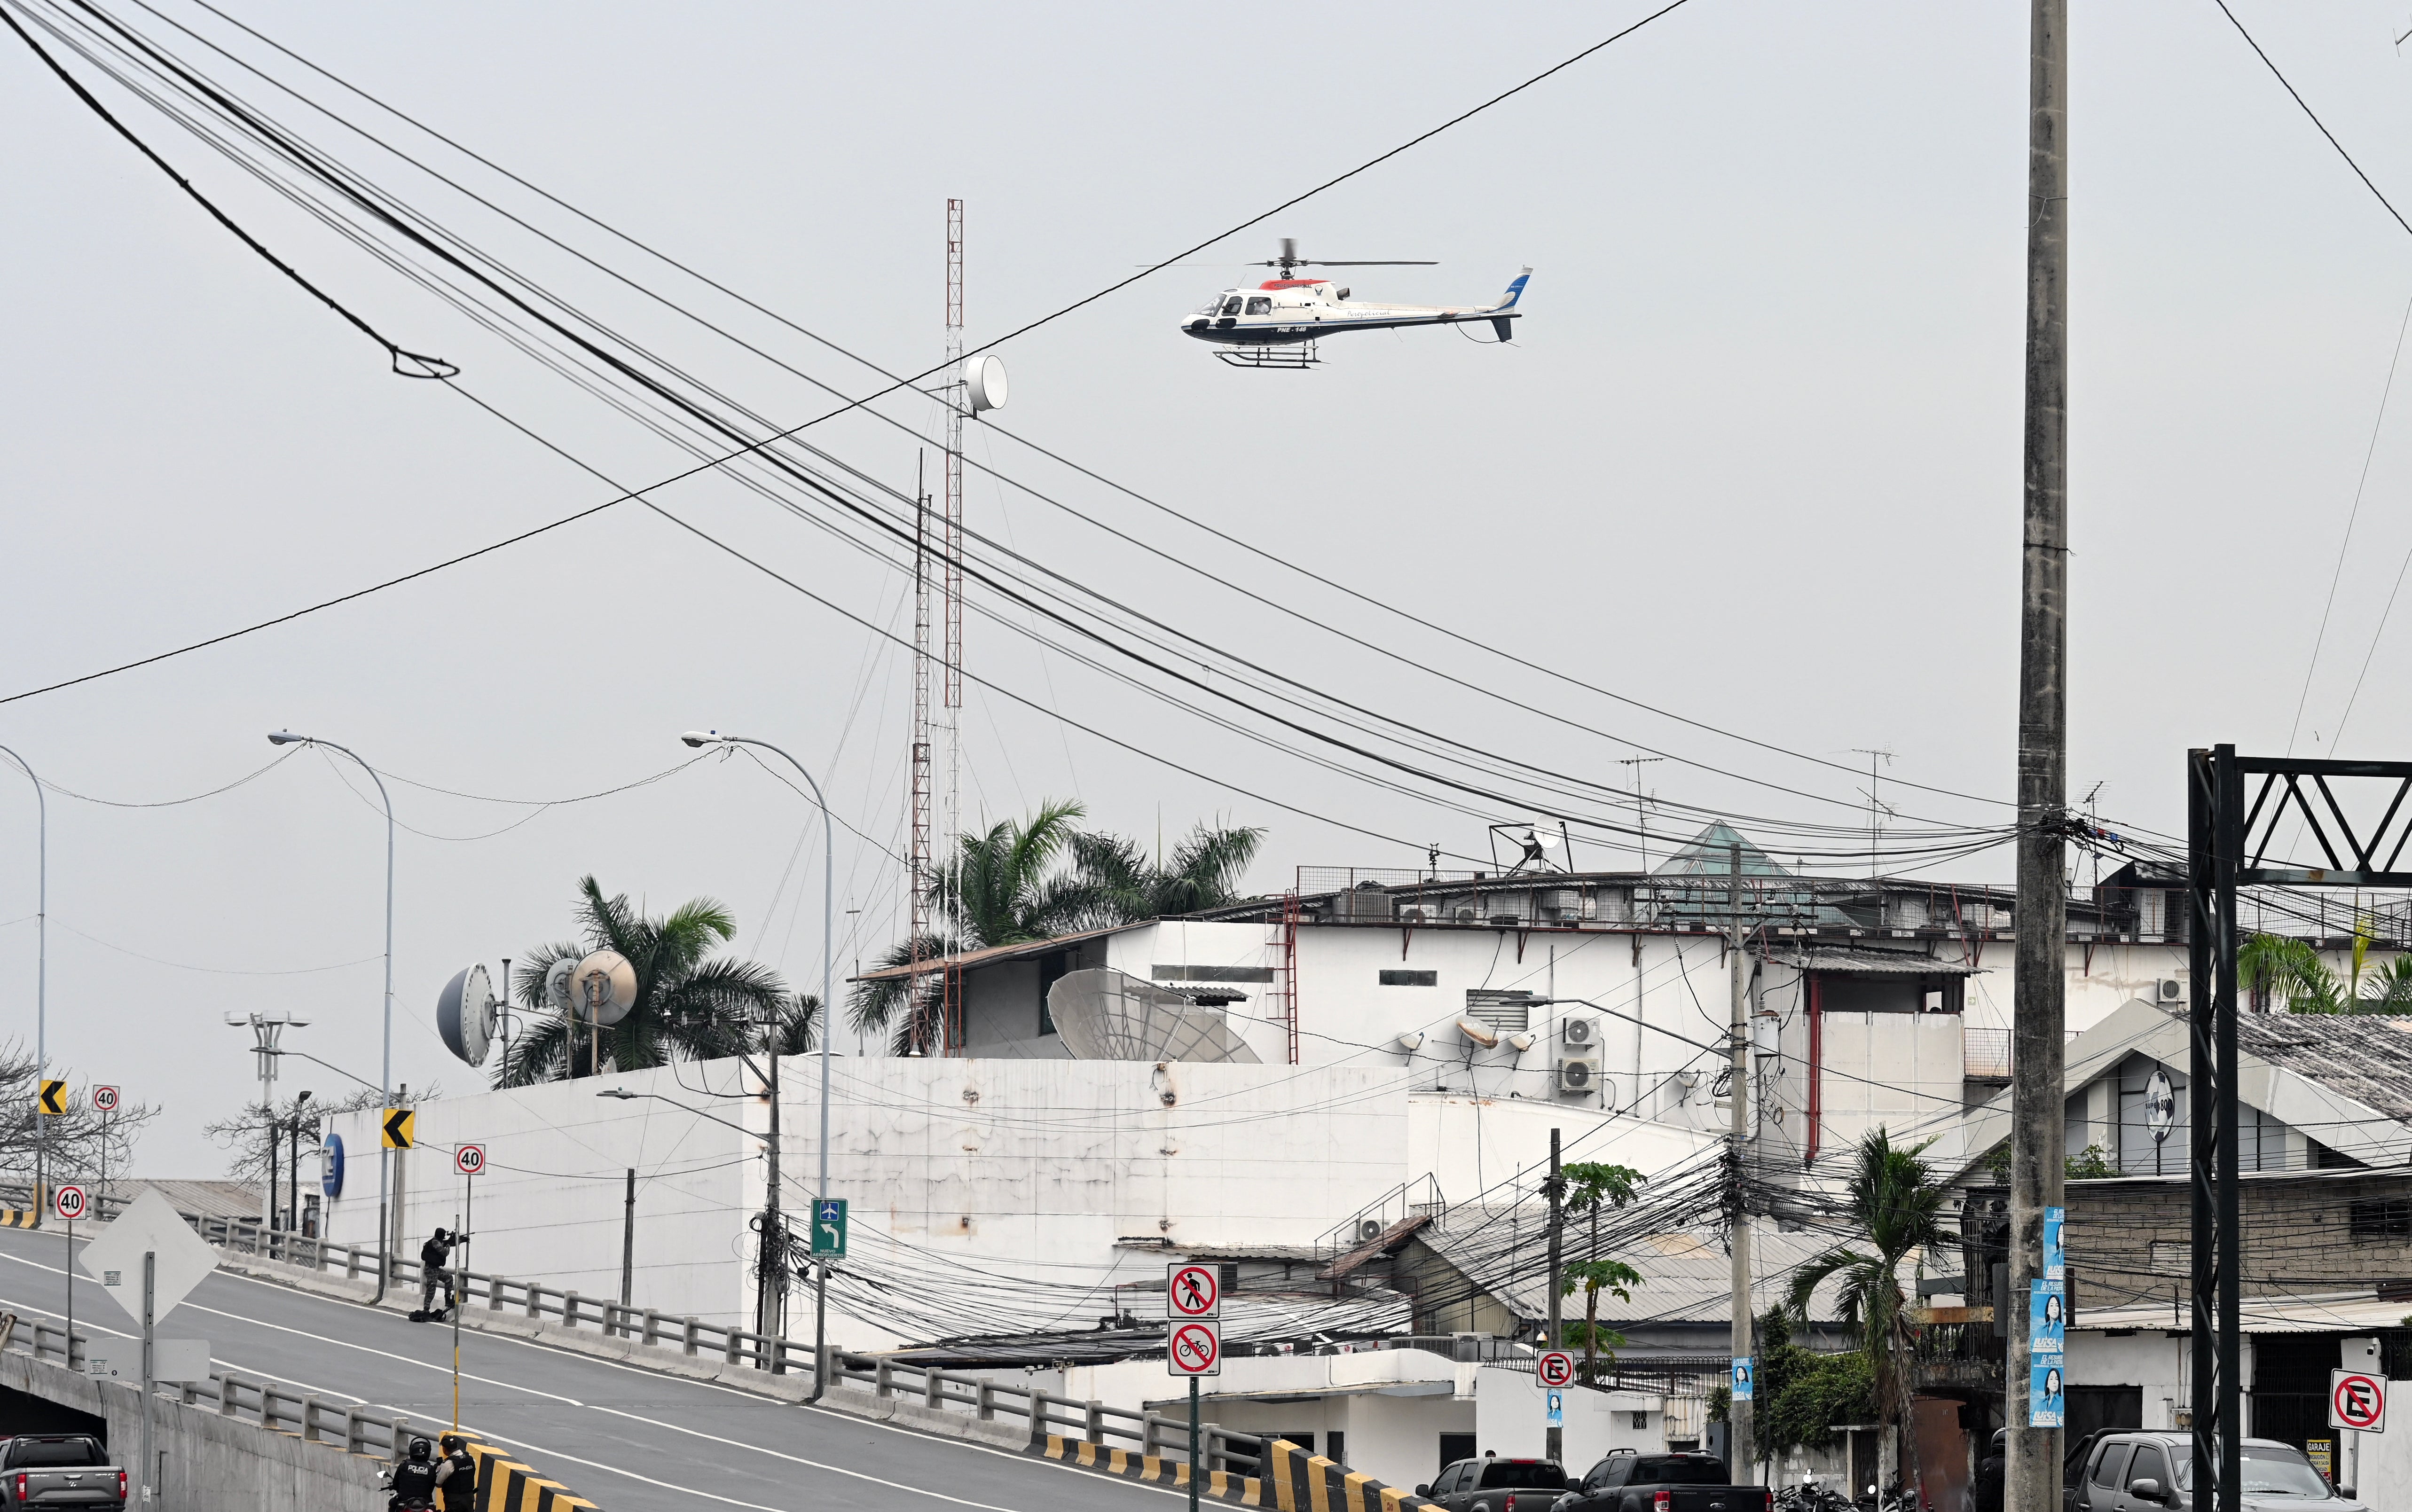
[
  {"left": 449, "top": 1143, "right": 485, "bottom": 1430},
  {"left": 1537, "top": 1350, "right": 1575, "bottom": 1388},
  {"left": 1168, "top": 1314, "right": 1222, "bottom": 1512},
  {"left": 53, "top": 1184, "right": 85, "bottom": 1368},
  {"left": 1168, "top": 1262, "right": 1221, "bottom": 1318},
  {"left": 811, "top": 1199, "right": 848, "bottom": 1256},
  {"left": 2331, "top": 1371, "right": 2387, "bottom": 1434},
  {"left": 1170, "top": 1320, "right": 1220, "bottom": 1376}
]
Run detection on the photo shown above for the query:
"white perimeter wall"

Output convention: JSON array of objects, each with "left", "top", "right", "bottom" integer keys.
[{"left": 328, "top": 1054, "right": 1412, "bottom": 1345}]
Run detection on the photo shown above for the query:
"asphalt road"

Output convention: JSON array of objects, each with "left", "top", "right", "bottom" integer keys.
[{"left": 0, "top": 1227, "right": 1171, "bottom": 1512}]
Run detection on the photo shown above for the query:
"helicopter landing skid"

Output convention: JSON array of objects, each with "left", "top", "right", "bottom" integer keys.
[{"left": 1214, "top": 341, "right": 1318, "bottom": 369}]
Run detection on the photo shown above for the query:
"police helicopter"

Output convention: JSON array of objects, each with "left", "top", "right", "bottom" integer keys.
[{"left": 1179, "top": 239, "right": 1531, "bottom": 368}]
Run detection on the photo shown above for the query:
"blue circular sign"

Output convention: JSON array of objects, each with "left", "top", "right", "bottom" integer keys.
[{"left": 322, "top": 1132, "right": 345, "bottom": 1199}]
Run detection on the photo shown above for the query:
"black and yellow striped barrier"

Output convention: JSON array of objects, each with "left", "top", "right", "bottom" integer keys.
[
  {"left": 466, "top": 1439, "right": 599, "bottom": 1512},
  {"left": 1039, "top": 1435, "right": 1432, "bottom": 1512}
]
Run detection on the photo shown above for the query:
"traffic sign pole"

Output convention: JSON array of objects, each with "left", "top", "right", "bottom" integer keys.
[{"left": 1188, "top": 1373, "right": 1201, "bottom": 1512}]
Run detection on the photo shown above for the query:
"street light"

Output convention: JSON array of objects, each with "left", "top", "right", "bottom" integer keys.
[
  {"left": 0, "top": 746, "right": 45, "bottom": 1224},
  {"left": 680, "top": 729, "right": 833, "bottom": 1397},
  {"left": 225, "top": 1011, "right": 310, "bottom": 1236},
  {"left": 267, "top": 730, "right": 395, "bottom": 1300}
]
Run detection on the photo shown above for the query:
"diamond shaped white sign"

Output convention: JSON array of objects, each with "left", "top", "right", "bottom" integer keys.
[{"left": 77, "top": 1189, "right": 220, "bottom": 1325}]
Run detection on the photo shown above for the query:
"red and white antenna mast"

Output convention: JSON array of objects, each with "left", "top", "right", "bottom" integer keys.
[
  {"left": 908, "top": 448, "right": 933, "bottom": 1052},
  {"left": 943, "top": 199, "right": 966, "bottom": 1051}
]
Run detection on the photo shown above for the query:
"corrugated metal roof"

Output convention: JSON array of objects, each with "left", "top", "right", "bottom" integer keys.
[
  {"left": 2234, "top": 1013, "right": 2412, "bottom": 1126},
  {"left": 1413, "top": 1214, "right": 1865, "bottom": 1326},
  {"left": 851, "top": 924, "right": 1126, "bottom": 982},
  {"left": 1762, "top": 946, "right": 1980, "bottom": 977},
  {"left": 2078, "top": 1289, "right": 2407, "bottom": 1335}
]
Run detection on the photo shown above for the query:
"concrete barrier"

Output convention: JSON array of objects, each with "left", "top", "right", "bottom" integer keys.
[
  {"left": 0, "top": 1346, "right": 384, "bottom": 1512},
  {"left": 465, "top": 1440, "right": 599, "bottom": 1512},
  {"left": 1037, "top": 1435, "right": 1437, "bottom": 1512}
]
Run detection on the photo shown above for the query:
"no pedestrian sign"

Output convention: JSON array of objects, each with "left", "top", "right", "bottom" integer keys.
[
  {"left": 1169, "top": 1320, "right": 1220, "bottom": 1377},
  {"left": 2332, "top": 1370, "right": 2387, "bottom": 1433},
  {"left": 1537, "top": 1350, "right": 1576, "bottom": 1388},
  {"left": 1168, "top": 1262, "right": 1220, "bottom": 1318}
]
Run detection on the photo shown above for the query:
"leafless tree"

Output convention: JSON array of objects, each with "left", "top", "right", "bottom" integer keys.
[
  {"left": 201, "top": 1084, "right": 438, "bottom": 1190},
  {"left": 0, "top": 1042, "right": 158, "bottom": 1195}
]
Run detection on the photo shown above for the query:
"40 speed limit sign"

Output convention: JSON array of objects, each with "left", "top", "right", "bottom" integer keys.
[
  {"left": 453, "top": 1144, "right": 487, "bottom": 1177},
  {"left": 52, "top": 1184, "right": 88, "bottom": 1222}
]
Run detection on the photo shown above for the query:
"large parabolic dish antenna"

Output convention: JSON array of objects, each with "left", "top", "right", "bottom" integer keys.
[{"left": 1046, "top": 969, "right": 1263, "bottom": 1064}]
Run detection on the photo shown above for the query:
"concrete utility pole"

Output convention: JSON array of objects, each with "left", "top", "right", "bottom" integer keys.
[
  {"left": 2009, "top": 1, "right": 2069, "bottom": 1510},
  {"left": 1727, "top": 841, "right": 1755, "bottom": 1483},
  {"left": 1546, "top": 1127, "right": 1563, "bottom": 1464}
]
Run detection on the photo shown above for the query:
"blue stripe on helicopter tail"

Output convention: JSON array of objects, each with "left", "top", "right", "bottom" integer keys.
[{"left": 1495, "top": 269, "right": 1532, "bottom": 310}]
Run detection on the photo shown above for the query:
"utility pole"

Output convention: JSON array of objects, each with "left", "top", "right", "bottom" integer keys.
[
  {"left": 2009, "top": 2, "right": 2069, "bottom": 1511},
  {"left": 1545, "top": 1127, "right": 1563, "bottom": 1464},
  {"left": 621, "top": 1167, "right": 636, "bottom": 1318},
  {"left": 1727, "top": 841, "right": 1755, "bottom": 1483},
  {"left": 1618, "top": 755, "right": 1664, "bottom": 870}
]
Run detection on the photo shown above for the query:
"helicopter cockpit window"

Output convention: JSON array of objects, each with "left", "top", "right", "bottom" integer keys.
[
  {"left": 1219, "top": 297, "right": 1243, "bottom": 317},
  {"left": 1244, "top": 296, "right": 1272, "bottom": 315}
]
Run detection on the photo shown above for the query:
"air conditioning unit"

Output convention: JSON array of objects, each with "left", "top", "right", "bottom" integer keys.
[
  {"left": 2158, "top": 979, "right": 2183, "bottom": 1003},
  {"left": 1558, "top": 1057, "right": 1600, "bottom": 1096},
  {"left": 1562, "top": 1017, "right": 1598, "bottom": 1050},
  {"left": 1357, "top": 1217, "right": 1385, "bottom": 1243}
]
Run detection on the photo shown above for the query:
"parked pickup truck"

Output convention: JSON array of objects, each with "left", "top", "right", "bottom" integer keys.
[
  {"left": 1550, "top": 1451, "right": 1772, "bottom": 1512},
  {"left": 0, "top": 1436, "right": 125, "bottom": 1511},
  {"left": 1420, "top": 1457, "right": 1569, "bottom": 1512}
]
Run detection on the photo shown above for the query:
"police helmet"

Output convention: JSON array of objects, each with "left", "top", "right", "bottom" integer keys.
[{"left": 408, "top": 1438, "right": 433, "bottom": 1462}]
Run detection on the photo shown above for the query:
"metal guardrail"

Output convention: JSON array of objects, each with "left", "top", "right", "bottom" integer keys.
[
  {"left": 0, "top": 1189, "right": 1265, "bottom": 1474},
  {"left": 0, "top": 1306, "right": 416, "bottom": 1461}
]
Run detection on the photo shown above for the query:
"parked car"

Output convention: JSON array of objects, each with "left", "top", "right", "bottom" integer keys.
[
  {"left": 0, "top": 1435, "right": 125, "bottom": 1511},
  {"left": 1420, "top": 1457, "right": 1570, "bottom": 1512},
  {"left": 1551, "top": 1451, "right": 1774, "bottom": 1512},
  {"left": 2066, "top": 1433, "right": 2366, "bottom": 1512}
]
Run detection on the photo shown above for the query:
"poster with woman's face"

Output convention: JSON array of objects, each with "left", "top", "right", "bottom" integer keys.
[{"left": 2030, "top": 1363, "right": 2066, "bottom": 1427}]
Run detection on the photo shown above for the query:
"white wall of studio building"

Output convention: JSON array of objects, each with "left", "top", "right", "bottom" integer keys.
[{"left": 325, "top": 1054, "right": 1414, "bottom": 1346}]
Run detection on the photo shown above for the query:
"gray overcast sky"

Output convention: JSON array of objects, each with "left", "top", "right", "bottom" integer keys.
[{"left": 5, "top": 0, "right": 2412, "bottom": 1174}]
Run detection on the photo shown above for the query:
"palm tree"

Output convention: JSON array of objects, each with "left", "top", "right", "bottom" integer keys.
[
  {"left": 853, "top": 803, "right": 1269, "bottom": 1054},
  {"left": 498, "top": 877, "right": 800, "bottom": 1086},
  {"left": 1787, "top": 1128, "right": 1953, "bottom": 1494},
  {"left": 851, "top": 800, "right": 1093, "bottom": 1053},
  {"left": 1066, "top": 821, "right": 1267, "bottom": 925},
  {"left": 2241, "top": 932, "right": 2345, "bottom": 1012}
]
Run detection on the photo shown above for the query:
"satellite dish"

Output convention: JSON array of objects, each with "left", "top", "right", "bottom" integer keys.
[
  {"left": 965, "top": 353, "right": 1008, "bottom": 414},
  {"left": 1457, "top": 1017, "right": 1501, "bottom": 1050},
  {"left": 435, "top": 963, "right": 499, "bottom": 1067},
  {"left": 573, "top": 949, "right": 638, "bottom": 1027},
  {"left": 543, "top": 957, "right": 577, "bottom": 1016},
  {"left": 2145, "top": 1067, "right": 2177, "bottom": 1144},
  {"left": 1529, "top": 822, "right": 1560, "bottom": 847}
]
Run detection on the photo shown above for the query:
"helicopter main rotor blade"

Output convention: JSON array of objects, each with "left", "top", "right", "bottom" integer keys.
[{"left": 1298, "top": 259, "right": 1438, "bottom": 266}]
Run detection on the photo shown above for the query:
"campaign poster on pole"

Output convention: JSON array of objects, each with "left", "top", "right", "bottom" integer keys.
[
  {"left": 2030, "top": 1360, "right": 2065, "bottom": 1428},
  {"left": 2043, "top": 1206, "right": 2066, "bottom": 1283},
  {"left": 2028, "top": 1279, "right": 2066, "bottom": 1358}
]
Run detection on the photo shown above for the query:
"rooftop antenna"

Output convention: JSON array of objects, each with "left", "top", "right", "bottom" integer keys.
[
  {"left": 1850, "top": 748, "right": 1895, "bottom": 877},
  {"left": 910, "top": 447, "right": 934, "bottom": 1055},
  {"left": 1617, "top": 754, "right": 1665, "bottom": 870},
  {"left": 942, "top": 197, "right": 966, "bottom": 1056}
]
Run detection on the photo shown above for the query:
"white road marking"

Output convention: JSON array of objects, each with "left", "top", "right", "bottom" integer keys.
[{"left": 0, "top": 1243, "right": 1184, "bottom": 1508}]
